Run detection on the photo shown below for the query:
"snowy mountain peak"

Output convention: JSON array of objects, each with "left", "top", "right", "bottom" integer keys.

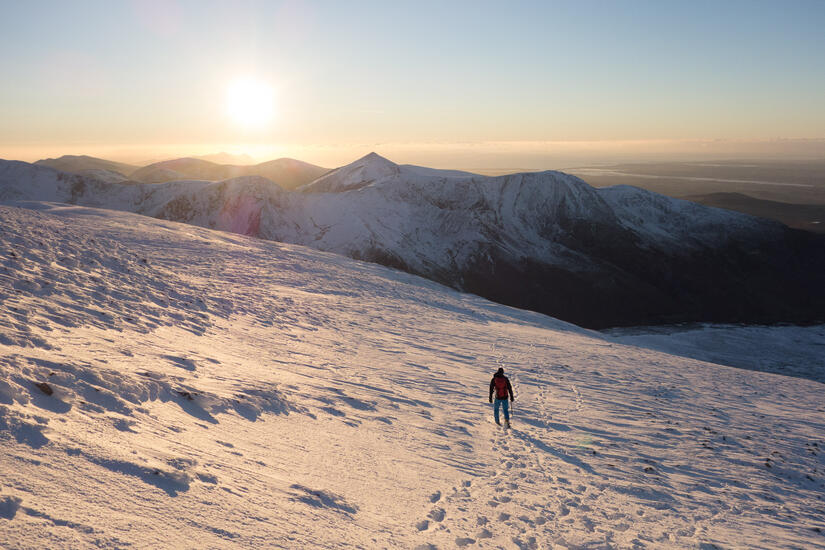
[
  {"left": 299, "top": 152, "right": 400, "bottom": 193},
  {"left": 358, "top": 151, "right": 395, "bottom": 165}
]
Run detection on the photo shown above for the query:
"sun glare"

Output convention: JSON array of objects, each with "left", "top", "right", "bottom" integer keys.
[{"left": 225, "top": 77, "right": 275, "bottom": 128}]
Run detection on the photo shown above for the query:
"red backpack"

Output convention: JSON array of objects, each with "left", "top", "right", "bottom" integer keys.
[{"left": 494, "top": 376, "right": 509, "bottom": 399}]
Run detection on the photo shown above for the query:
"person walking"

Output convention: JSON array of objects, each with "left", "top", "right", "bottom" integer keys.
[{"left": 489, "top": 367, "right": 515, "bottom": 428}]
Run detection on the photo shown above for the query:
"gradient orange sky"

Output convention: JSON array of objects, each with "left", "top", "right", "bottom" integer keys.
[{"left": 2, "top": 1, "right": 824, "bottom": 169}]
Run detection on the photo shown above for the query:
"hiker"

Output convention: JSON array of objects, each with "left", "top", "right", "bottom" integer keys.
[{"left": 489, "top": 367, "right": 514, "bottom": 427}]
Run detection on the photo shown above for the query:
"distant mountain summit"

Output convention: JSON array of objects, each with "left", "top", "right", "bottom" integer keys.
[
  {"left": 130, "top": 157, "right": 328, "bottom": 189},
  {"left": 31, "top": 154, "right": 328, "bottom": 190},
  {"left": 300, "top": 153, "right": 477, "bottom": 193},
  {"left": 300, "top": 152, "right": 402, "bottom": 193},
  {"left": 3, "top": 155, "right": 824, "bottom": 328},
  {"left": 35, "top": 155, "right": 139, "bottom": 177},
  {"left": 129, "top": 157, "right": 229, "bottom": 183}
]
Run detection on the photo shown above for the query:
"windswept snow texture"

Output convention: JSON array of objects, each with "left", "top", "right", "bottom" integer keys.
[
  {"left": 1, "top": 204, "right": 824, "bottom": 549},
  {"left": 3, "top": 154, "right": 825, "bottom": 328}
]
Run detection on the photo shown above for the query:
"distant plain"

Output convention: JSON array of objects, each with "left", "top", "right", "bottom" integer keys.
[{"left": 566, "top": 160, "right": 825, "bottom": 233}]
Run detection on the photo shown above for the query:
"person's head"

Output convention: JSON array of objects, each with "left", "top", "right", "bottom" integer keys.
[{"left": 496, "top": 367, "right": 504, "bottom": 376}]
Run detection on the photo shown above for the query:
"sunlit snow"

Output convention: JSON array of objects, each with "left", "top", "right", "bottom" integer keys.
[{"left": 1, "top": 203, "right": 823, "bottom": 548}]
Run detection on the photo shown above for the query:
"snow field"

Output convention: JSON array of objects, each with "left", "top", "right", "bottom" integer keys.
[
  {"left": 1, "top": 204, "right": 823, "bottom": 549},
  {"left": 606, "top": 323, "right": 825, "bottom": 384}
]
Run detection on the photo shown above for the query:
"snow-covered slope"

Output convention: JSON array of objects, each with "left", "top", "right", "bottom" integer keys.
[
  {"left": 75, "top": 168, "right": 130, "bottom": 183},
  {"left": 2, "top": 155, "right": 824, "bottom": 328},
  {"left": 299, "top": 152, "right": 478, "bottom": 193},
  {"left": 606, "top": 323, "right": 825, "bottom": 383},
  {"left": 300, "top": 151, "right": 407, "bottom": 193},
  {"left": 1, "top": 203, "right": 823, "bottom": 549}
]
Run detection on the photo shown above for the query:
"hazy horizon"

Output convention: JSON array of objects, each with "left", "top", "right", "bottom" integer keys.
[
  {"left": 2, "top": 1, "right": 824, "bottom": 171},
  {"left": 6, "top": 138, "right": 825, "bottom": 173}
]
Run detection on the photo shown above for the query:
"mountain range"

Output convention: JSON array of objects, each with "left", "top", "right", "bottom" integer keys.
[
  {"left": 3, "top": 152, "right": 824, "bottom": 328},
  {"left": 35, "top": 154, "right": 328, "bottom": 190}
]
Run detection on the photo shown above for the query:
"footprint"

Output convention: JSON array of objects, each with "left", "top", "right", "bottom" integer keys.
[
  {"left": 416, "top": 520, "right": 429, "bottom": 531},
  {"left": 518, "top": 515, "right": 534, "bottom": 526},
  {"left": 455, "top": 537, "right": 475, "bottom": 547},
  {"left": 477, "top": 528, "right": 492, "bottom": 539},
  {"left": 429, "top": 491, "right": 442, "bottom": 503},
  {"left": 580, "top": 516, "right": 595, "bottom": 532},
  {"left": 476, "top": 516, "right": 488, "bottom": 525},
  {"left": 428, "top": 508, "right": 446, "bottom": 522}
]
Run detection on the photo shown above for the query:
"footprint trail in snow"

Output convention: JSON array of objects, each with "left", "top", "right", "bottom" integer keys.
[{"left": 1, "top": 205, "right": 823, "bottom": 549}]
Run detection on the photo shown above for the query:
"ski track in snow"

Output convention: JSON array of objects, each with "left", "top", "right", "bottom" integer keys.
[{"left": 0, "top": 203, "right": 824, "bottom": 549}]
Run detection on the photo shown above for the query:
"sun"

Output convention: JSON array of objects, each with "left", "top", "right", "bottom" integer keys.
[{"left": 225, "top": 77, "right": 275, "bottom": 128}]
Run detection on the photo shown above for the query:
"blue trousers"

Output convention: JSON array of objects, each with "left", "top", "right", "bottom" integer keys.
[{"left": 493, "top": 398, "right": 510, "bottom": 423}]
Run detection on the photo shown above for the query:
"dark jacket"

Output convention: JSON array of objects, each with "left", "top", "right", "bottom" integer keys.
[{"left": 489, "top": 373, "right": 514, "bottom": 402}]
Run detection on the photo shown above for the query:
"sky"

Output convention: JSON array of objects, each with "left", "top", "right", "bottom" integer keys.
[{"left": 1, "top": 0, "right": 824, "bottom": 169}]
